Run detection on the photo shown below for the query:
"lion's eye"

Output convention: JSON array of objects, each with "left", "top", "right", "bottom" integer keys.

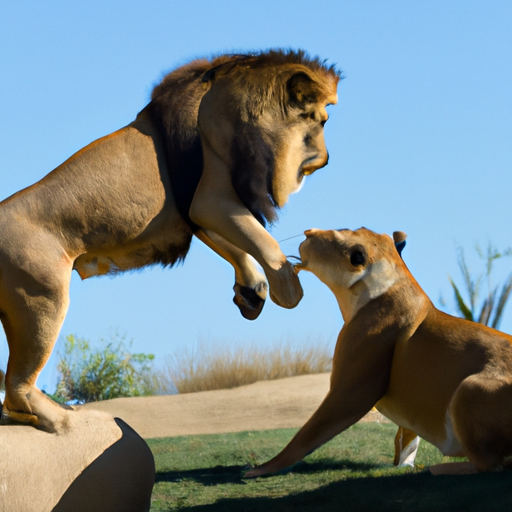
[{"left": 350, "top": 250, "right": 366, "bottom": 267}]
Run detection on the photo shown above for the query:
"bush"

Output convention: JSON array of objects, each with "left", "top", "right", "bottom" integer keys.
[
  {"left": 157, "top": 340, "right": 332, "bottom": 394},
  {"left": 55, "top": 334, "right": 158, "bottom": 402}
]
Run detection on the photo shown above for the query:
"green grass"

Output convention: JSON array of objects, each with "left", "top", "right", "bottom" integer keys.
[{"left": 147, "top": 422, "right": 512, "bottom": 511}]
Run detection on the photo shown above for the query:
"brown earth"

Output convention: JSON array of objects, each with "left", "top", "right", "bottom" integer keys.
[{"left": 83, "top": 373, "right": 389, "bottom": 439}]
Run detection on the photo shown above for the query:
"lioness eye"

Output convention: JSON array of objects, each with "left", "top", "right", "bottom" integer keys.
[{"left": 350, "top": 250, "right": 365, "bottom": 267}]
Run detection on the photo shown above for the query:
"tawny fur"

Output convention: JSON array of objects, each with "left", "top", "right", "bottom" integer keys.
[
  {"left": 246, "top": 227, "right": 512, "bottom": 477},
  {"left": 0, "top": 49, "right": 339, "bottom": 430}
]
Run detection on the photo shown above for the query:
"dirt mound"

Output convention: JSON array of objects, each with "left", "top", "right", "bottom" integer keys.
[{"left": 83, "top": 373, "right": 388, "bottom": 439}]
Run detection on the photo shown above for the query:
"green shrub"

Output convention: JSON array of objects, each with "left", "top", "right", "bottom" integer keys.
[{"left": 55, "top": 334, "right": 158, "bottom": 402}]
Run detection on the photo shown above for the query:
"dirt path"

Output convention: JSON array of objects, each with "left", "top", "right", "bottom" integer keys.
[{"left": 83, "top": 373, "right": 388, "bottom": 439}]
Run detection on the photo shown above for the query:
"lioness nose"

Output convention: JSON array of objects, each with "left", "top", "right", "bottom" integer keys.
[{"left": 304, "top": 228, "right": 321, "bottom": 237}]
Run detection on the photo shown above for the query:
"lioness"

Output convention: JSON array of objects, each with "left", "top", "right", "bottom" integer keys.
[
  {"left": 0, "top": 50, "right": 339, "bottom": 431},
  {"left": 246, "top": 227, "right": 512, "bottom": 477}
]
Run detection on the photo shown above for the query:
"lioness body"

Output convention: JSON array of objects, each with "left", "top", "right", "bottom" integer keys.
[
  {"left": 377, "top": 308, "right": 512, "bottom": 458},
  {"left": 247, "top": 228, "right": 512, "bottom": 477},
  {"left": 0, "top": 50, "right": 339, "bottom": 430}
]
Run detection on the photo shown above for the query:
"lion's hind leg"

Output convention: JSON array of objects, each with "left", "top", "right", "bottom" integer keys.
[
  {"left": 449, "top": 374, "right": 512, "bottom": 472},
  {"left": 0, "top": 254, "right": 72, "bottom": 432}
]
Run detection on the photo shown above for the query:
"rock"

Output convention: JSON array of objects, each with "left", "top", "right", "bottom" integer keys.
[{"left": 0, "top": 409, "right": 154, "bottom": 512}]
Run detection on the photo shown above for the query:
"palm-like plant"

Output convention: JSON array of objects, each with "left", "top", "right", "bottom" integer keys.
[{"left": 449, "top": 243, "right": 512, "bottom": 329}]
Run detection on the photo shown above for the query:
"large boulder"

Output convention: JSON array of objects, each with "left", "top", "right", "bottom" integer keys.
[{"left": 0, "top": 409, "right": 154, "bottom": 512}]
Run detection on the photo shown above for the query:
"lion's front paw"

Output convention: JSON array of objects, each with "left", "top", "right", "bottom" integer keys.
[
  {"left": 233, "top": 281, "right": 267, "bottom": 320},
  {"left": 267, "top": 260, "right": 304, "bottom": 309}
]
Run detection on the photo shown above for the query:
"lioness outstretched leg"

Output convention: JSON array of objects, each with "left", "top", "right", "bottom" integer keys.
[
  {"left": 245, "top": 388, "right": 369, "bottom": 477},
  {"left": 0, "top": 249, "right": 72, "bottom": 432}
]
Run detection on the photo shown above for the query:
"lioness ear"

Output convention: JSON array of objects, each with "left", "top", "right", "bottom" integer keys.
[
  {"left": 287, "top": 72, "right": 319, "bottom": 107},
  {"left": 393, "top": 231, "right": 407, "bottom": 258}
]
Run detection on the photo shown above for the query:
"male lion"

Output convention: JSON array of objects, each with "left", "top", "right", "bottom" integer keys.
[{"left": 0, "top": 50, "right": 339, "bottom": 431}]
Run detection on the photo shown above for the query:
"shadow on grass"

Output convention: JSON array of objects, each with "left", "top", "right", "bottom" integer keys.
[
  {"left": 155, "top": 459, "right": 380, "bottom": 487},
  {"left": 156, "top": 465, "right": 248, "bottom": 486},
  {"left": 162, "top": 466, "right": 512, "bottom": 512},
  {"left": 277, "top": 459, "right": 383, "bottom": 475}
]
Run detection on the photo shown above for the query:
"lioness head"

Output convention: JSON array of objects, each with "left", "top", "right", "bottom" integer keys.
[
  {"left": 297, "top": 228, "right": 406, "bottom": 321},
  {"left": 197, "top": 51, "right": 339, "bottom": 225}
]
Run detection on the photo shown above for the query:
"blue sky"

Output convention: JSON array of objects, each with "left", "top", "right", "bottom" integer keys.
[{"left": 1, "top": 1, "right": 512, "bottom": 391}]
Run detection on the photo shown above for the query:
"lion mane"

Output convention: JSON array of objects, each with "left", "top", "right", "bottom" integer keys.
[{"left": 146, "top": 49, "right": 340, "bottom": 231}]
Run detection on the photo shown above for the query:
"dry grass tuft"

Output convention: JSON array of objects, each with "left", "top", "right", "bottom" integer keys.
[{"left": 156, "top": 341, "right": 332, "bottom": 394}]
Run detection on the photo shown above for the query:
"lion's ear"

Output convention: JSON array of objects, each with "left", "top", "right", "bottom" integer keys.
[{"left": 287, "top": 72, "right": 319, "bottom": 108}]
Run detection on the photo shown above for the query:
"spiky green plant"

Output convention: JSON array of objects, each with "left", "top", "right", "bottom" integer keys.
[{"left": 449, "top": 243, "right": 512, "bottom": 329}]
